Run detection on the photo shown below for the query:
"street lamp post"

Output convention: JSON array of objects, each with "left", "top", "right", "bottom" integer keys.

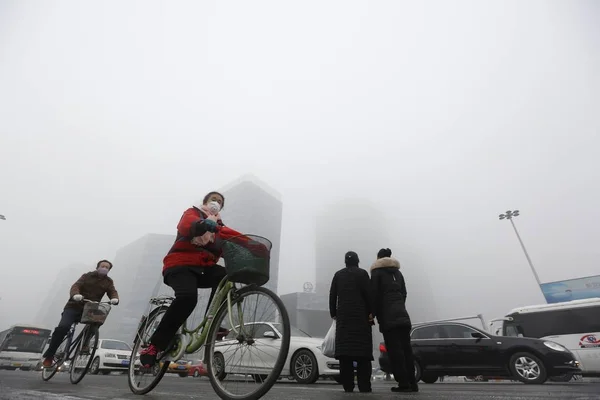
[{"left": 499, "top": 210, "right": 543, "bottom": 288}]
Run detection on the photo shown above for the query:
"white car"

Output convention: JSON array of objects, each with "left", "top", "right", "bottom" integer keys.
[
  {"left": 214, "top": 322, "right": 340, "bottom": 384},
  {"left": 89, "top": 339, "right": 132, "bottom": 375}
]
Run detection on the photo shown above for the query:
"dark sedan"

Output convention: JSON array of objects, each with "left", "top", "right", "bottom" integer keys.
[{"left": 379, "top": 322, "right": 581, "bottom": 384}]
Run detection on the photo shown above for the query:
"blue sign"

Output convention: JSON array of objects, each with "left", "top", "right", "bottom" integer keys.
[{"left": 540, "top": 275, "right": 600, "bottom": 304}]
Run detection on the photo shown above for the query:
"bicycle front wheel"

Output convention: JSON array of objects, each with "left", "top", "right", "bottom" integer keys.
[
  {"left": 205, "top": 285, "right": 291, "bottom": 400},
  {"left": 70, "top": 325, "right": 99, "bottom": 384}
]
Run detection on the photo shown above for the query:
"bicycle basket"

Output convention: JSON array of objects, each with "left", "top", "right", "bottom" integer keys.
[
  {"left": 221, "top": 235, "right": 272, "bottom": 286},
  {"left": 81, "top": 302, "right": 111, "bottom": 325}
]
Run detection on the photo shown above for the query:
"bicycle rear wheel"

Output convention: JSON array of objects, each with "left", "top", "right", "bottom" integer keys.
[
  {"left": 128, "top": 306, "right": 171, "bottom": 395},
  {"left": 70, "top": 325, "right": 99, "bottom": 384},
  {"left": 205, "top": 285, "right": 291, "bottom": 400},
  {"left": 41, "top": 333, "right": 71, "bottom": 381}
]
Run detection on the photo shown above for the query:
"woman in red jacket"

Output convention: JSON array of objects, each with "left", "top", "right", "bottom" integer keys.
[{"left": 140, "top": 191, "right": 242, "bottom": 367}]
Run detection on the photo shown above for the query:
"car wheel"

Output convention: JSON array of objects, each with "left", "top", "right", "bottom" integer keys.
[
  {"left": 178, "top": 372, "right": 187, "bottom": 378},
  {"left": 290, "top": 349, "right": 319, "bottom": 384},
  {"left": 414, "top": 360, "right": 422, "bottom": 382},
  {"left": 421, "top": 373, "right": 438, "bottom": 384},
  {"left": 509, "top": 352, "right": 548, "bottom": 384},
  {"left": 213, "top": 352, "right": 227, "bottom": 381},
  {"left": 90, "top": 357, "right": 100, "bottom": 375}
]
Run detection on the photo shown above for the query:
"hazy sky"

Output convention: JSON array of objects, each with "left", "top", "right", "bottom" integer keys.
[{"left": 1, "top": 1, "right": 599, "bottom": 328}]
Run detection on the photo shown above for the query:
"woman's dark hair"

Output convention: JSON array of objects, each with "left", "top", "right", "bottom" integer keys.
[
  {"left": 203, "top": 191, "right": 225, "bottom": 209},
  {"left": 377, "top": 248, "right": 392, "bottom": 259},
  {"left": 97, "top": 260, "right": 113, "bottom": 270}
]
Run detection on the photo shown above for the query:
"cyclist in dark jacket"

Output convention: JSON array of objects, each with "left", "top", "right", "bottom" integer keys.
[
  {"left": 370, "top": 248, "right": 418, "bottom": 393},
  {"left": 42, "top": 260, "right": 119, "bottom": 367}
]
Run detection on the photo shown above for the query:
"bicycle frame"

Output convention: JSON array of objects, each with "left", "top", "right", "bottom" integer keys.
[
  {"left": 180, "top": 276, "right": 246, "bottom": 354},
  {"left": 62, "top": 325, "right": 78, "bottom": 362}
]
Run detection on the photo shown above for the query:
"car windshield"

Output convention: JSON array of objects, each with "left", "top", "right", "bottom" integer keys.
[
  {"left": 2, "top": 334, "right": 48, "bottom": 353},
  {"left": 101, "top": 340, "right": 131, "bottom": 351}
]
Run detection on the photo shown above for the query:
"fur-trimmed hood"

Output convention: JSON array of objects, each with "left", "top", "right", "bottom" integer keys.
[{"left": 370, "top": 257, "right": 400, "bottom": 272}]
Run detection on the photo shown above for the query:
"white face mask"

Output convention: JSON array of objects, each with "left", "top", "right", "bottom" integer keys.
[
  {"left": 97, "top": 267, "right": 109, "bottom": 276},
  {"left": 207, "top": 201, "right": 221, "bottom": 215}
]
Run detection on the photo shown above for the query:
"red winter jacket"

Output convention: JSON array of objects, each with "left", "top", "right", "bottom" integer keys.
[{"left": 162, "top": 207, "right": 242, "bottom": 273}]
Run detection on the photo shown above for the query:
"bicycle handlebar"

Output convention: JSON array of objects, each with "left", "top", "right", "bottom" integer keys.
[{"left": 81, "top": 299, "right": 113, "bottom": 305}]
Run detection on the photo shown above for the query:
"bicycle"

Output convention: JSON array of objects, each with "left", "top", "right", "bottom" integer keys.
[
  {"left": 128, "top": 234, "right": 291, "bottom": 400},
  {"left": 41, "top": 299, "right": 112, "bottom": 384}
]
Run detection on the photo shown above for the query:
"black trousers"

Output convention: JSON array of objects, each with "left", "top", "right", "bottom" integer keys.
[
  {"left": 43, "top": 308, "right": 82, "bottom": 358},
  {"left": 150, "top": 265, "right": 227, "bottom": 350},
  {"left": 383, "top": 326, "right": 416, "bottom": 386},
  {"left": 339, "top": 357, "right": 372, "bottom": 392}
]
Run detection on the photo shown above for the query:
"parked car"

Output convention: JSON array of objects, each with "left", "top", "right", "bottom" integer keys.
[
  {"left": 214, "top": 322, "right": 340, "bottom": 384},
  {"left": 188, "top": 359, "right": 207, "bottom": 378},
  {"left": 163, "top": 359, "right": 193, "bottom": 377},
  {"left": 379, "top": 322, "right": 581, "bottom": 384},
  {"left": 89, "top": 339, "right": 132, "bottom": 375}
]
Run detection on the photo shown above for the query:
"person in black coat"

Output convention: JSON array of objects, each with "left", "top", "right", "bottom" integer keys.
[
  {"left": 329, "top": 251, "right": 374, "bottom": 393},
  {"left": 370, "top": 248, "right": 418, "bottom": 393}
]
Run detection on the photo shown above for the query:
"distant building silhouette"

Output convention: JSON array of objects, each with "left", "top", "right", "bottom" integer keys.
[
  {"left": 101, "top": 234, "right": 175, "bottom": 342},
  {"left": 219, "top": 174, "right": 283, "bottom": 294},
  {"left": 36, "top": 264, "right": 89, "bottom": 329},
  {"left": 315, "top": 198, "right": 388, "bottom": 296},
  {"left": 280, "top": 292, "right": 332, "bottom": 338}
]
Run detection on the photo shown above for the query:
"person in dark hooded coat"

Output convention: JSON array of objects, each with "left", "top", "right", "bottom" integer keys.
[
  {"left": 370, "top": 248, "right": 418, "bottom": 393},
  {"left": 329, "top": 251, "right": 374, "bottom": 393}
]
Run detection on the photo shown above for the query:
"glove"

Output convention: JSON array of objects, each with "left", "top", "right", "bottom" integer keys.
[
  {"left": 110, "top": 298, "right": 119, "bottom": 305},
  {"left": 73, "top": 294, "right": 83, "bottom": 302},
  {"left": 203, "top": 218, "right": 218, "bottom": 233}
]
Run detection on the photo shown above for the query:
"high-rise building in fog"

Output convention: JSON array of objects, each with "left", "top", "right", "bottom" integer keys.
[
  {"left": 36, "top": 264, "right": 89, "bottom": 329},
  {"left": 315, "top": 198, "right": 389, "bottom": 296},
  {"left": 219, "top": 174, "right": 283, "bottom": 294},
  {"left": 101, "top": 234, "right": 175, "bottom": 342}
]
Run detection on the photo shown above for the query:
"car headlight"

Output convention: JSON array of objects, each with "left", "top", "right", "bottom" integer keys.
[
  {"left": 544, "top": 341, "right": 566, "bottom": 352},
  {"left": 105, "top": 353, "right": 117, "bottom": 358}
]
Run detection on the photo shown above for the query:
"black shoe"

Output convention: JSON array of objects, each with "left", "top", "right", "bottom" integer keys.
[
  {"left": 410, "top": 383, "right": 419, "bottom": 392},
  {"left": 391, "top": 385, "right": 413, "bottom": 393},
  {"left": 359, "top": 389, "right": 372, "bottom": 393}
]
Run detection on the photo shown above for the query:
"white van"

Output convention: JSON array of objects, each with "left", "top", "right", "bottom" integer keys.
[{"left": 490, "top": 298, "right": 600, "bottom": 378}]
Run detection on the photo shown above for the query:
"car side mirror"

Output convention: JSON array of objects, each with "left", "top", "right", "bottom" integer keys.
[
  {"left": 263, "top": 331, "right": 277, "bottom": 339},
  {"left": 471, "top": 332, "right": 485, "bottom": 339}
]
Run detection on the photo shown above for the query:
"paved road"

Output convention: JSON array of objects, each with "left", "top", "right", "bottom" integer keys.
[{"left": 1, "top": 371, "right": 599, "bottom": 400}]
